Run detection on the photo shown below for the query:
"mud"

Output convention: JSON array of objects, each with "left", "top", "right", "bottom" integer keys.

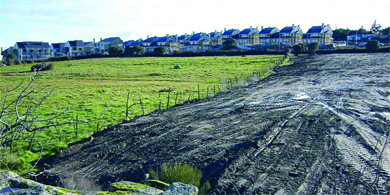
[{"left": 38, "top": 53, "right": 390, "bottom": 194}]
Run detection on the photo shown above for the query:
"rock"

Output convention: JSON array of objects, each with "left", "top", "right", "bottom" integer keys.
[
  {"left": 0, "top": 171, "right": 79, "bottom": 195},
  {"left": 288, "top": 172, "right": 299, "bottom": 177},
  {"left": 111, "top": 181, "right": 163, "bottom": 195},
  {"left": 163, "top": 183, "right": 198, "bottom": 195}
]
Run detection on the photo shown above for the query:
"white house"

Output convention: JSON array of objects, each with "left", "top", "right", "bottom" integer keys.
[
  {"left": 184, "top": 33, "right": 210, "bottom": 52},
  {"left": 236, "top": 27, "right": 259, "bottom": 46},
  {"left": 63, "top": 40, "right": 85, "bottom": 56},
  {"left": 51, "top": 43, "right": 66, "bottom": 57},
  {"left": 12, "top": 42, "right": 52, "bottom": 61},
  {"left": 302, "top": 24, "right": 333, "bottom": 46},
  {"left": 95, "top": 37, "right": 123, "bottom": 55}
]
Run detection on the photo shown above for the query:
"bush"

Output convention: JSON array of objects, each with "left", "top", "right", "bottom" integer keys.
[
  {"left": 292, "top": 44, "right": 303, "bottom": 56},
  {"left": 174, "top": 65, "right": 181, "bottom": 69},
  {"left": 222, "top": 38, "right": 237, "bottom": 50},
  {"left": 5, "top": 53, "right": 17, "bottom": 65},
  {"left": 366, "top": 40, "right": 379, "bottom": 52},
  {"left": 153, "top": 47, "right": 166, "bottom": 56},
  {"left": 283, "top": 48, "right": 291, "bottom": 58},
  {"left": 31, "top": 63, "right": 54, "bottom": 72},
  {"left": 108, "top": 46, "right": 122, "bottom": 57},
  {"left": 149, "top": 163, "right": 211, "bottom": 194},
  {"left": 308, "top": 43, "right": 319, "bottom": 55}
]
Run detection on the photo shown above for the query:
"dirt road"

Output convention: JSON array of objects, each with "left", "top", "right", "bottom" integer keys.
[{"left": 38, "top": 53, "right": 390, "bottom": 194}]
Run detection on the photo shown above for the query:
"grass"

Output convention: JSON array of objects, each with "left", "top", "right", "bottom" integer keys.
[
  {"left": 0, "top": 55, "right": 286, "bottom": 173},
  {"left": 149, "top": 163, "right": 210, "bottom": 193}
]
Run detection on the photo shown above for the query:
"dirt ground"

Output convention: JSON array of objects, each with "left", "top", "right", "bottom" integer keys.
[{"left": 38, "top": 53, "right": 390, "bottom": 194}]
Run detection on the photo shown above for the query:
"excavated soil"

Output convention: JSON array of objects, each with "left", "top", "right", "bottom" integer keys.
[{"left": 38, "top": 53, "right": 390, "bottom": 194}]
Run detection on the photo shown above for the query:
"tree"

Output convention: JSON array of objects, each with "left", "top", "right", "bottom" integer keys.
[
  {"left": 380, "top": 27, "right": 390, "bottom": 35},
  {"left": 222, "top": 38, "right": 237, "bottom": 50},
  {"left": 124, "top": 45, "right": 145, "bottom": 56},
  {"left": 333, "top": 28, "right": 349, "bottom": 41},
  {"left": 366, "top": 40, "right": 379, "bottom": 52},
  {"left": 5, "top": 53, "right": 17, "bottom": 65},
  {"left": 308, "top": 43, "right": 318, "bottom": 55},
  {"left": 357, "top": 27, "right": 368, "bottom": 34},
  {"left": 153, "top": 47, "right": 166, "bottom": 56},
  {"left": 292, "top": 44, "right": 304, "bottom": 56},
  {"left": 108, "top": 46, "right": 122, "bottom": 57}
]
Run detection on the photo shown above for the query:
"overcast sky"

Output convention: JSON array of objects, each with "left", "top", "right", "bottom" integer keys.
[{"left": 0, "top": 0, "right": 389, "bottom": 53}]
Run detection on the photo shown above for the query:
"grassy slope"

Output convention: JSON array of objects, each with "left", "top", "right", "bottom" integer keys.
[{"left": 0, "top": 55, "right": 284, "bottom": 173}]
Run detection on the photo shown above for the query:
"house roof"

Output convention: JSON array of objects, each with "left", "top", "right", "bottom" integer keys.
[
  {"left": 123, "top": 40, "right": 135, "bottom": 46},
  {"left": 307, "top": 26, "right": 323, "bottom": 33},
  {"left": 178, "top": 35, "right": 187, "bottom": 40},
  {"left": 259, "top": 27, "right": 278, "bottom": 34},
  {"left": 131, "top": 40, "right": 143, "bottom": 46},
  {"left": 52, "top": 43, "right": 65, "bottom": 49},
  {"left": 280, "top": 27, "right": 294, "bottom": 33},
  {"left": 143, "top": 37, "right": 159, "bottom": 43},
  {"left": 68, "top": 40, "right": 84, "bottom": 47},
  {"left": 101, "top": 37, "right": 121, "bottom": 43},
  {"left": 16, "top": 42, "right": 51, "bottom": 49},
  {"left": 84, "top": 42, "right": 93, "bottom": 46},
  {"left": 189, "top": 33, "right": 208, "bottom": 41},
  {"left": 209, "top": 32, "right": 221, "bottom": 38},
  {"left": 223, "top": 29, "right": 239, "bottom": 36},
  {"left": 239, "top": 28, "right": 251, "bottom": 35},
  {"left": 157, "top": 37, "right": 169, "bottom": 42}
]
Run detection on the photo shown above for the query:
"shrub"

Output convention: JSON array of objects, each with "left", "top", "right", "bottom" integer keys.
[
  {"left": 174, "top": 65, "right": 181, "bottom": 69},
  {"left": 366, "top": 40, "right": 379, "bottom": 52},
  {"left": 292, "top": 44, "right": 303, "bottom": 56},
  {"left": 283, "top": 48, "right": 291, "bottom": 58},
  {"left": 149, "top": 163, "right": 211, "bottom": 194},
  {"left": 108, "top": 46, "right": 122, "bottom": 57},
  {"left": 222, "top": 38, "right": 237, "bottom": 50},
  {"left": 308, "top": 42, "right": 319, "bottom": 55},
  {"left": 153, "top": 47, "right": 166, "bottom": 56},
  {"left": 31, "top": 63, "right": 54, "bottom": 72},
  {"left": 5, "top": 53, "right": 17, "bottom": 65}
]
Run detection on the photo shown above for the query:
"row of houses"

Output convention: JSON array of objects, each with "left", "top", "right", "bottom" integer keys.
[{"left": 1, "top": 23, "right": 334, "bottom": 62}]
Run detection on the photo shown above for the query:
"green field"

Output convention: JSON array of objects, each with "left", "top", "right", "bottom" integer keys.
[{"left": 0, "top": 55, "right": 286, "bottom": 173}]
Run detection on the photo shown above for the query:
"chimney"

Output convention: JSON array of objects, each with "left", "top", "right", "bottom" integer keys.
[
  {"left": 166, "top": 34, "right": 169, "bottom": 37},
  {"left": 1, "top": 47, "right": 3, "bottom": 53},
  {"left": 224, "top": 28, "right": 227, "bottom": 31},
  {"left": 292, "top": 24, "right": 295, "bottom": 28},
  {"left": 261, "top": 26, "right": 264, "bottom": 30},
  {"left": 93, "top": 38, "right": 95, "bottom": 44},
  {"left": 100, "top": 38, "right": 102, "bottom": 42},
  {"left": 250, "top": 26, "right": 252, "bottom": 29},
  {"left": 147, "top": 35, "right": 149, "bottom": 38},
  {"left": 192, "top": 31, "right": 195, "bottom": 35},
  {"left": 322, "top": 23, "right": 324, "bottom": 28}
]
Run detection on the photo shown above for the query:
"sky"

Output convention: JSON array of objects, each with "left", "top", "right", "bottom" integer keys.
[{"left": 0, "top": 0, "right": 389, "bottom": 55}]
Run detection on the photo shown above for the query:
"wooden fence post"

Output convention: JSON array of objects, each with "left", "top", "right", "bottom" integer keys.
[
  {"left": 139, "top": 95, "right": 144, "bottom": 115},
  {"left": 167, "top": 87, "right": 171, "bottom": 109},
  {"left": 75, "top": 113, "right": 79, "bottom": 139},
  {"left": 126, "top": 92, "right": 130, "bottom": 120},
  {"left": 197, "top": 84, "right": 200, "bottom": 100},
  {"left": 158, "top": 92, "right": 161, "bottom": 111},
  {"left": 175, "top": 92, "right": 178, "bottom": 105}
]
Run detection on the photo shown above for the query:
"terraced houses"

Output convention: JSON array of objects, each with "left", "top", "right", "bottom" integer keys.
[{"left": 2, "top": 24, "right": 334, "bottom": 62}]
